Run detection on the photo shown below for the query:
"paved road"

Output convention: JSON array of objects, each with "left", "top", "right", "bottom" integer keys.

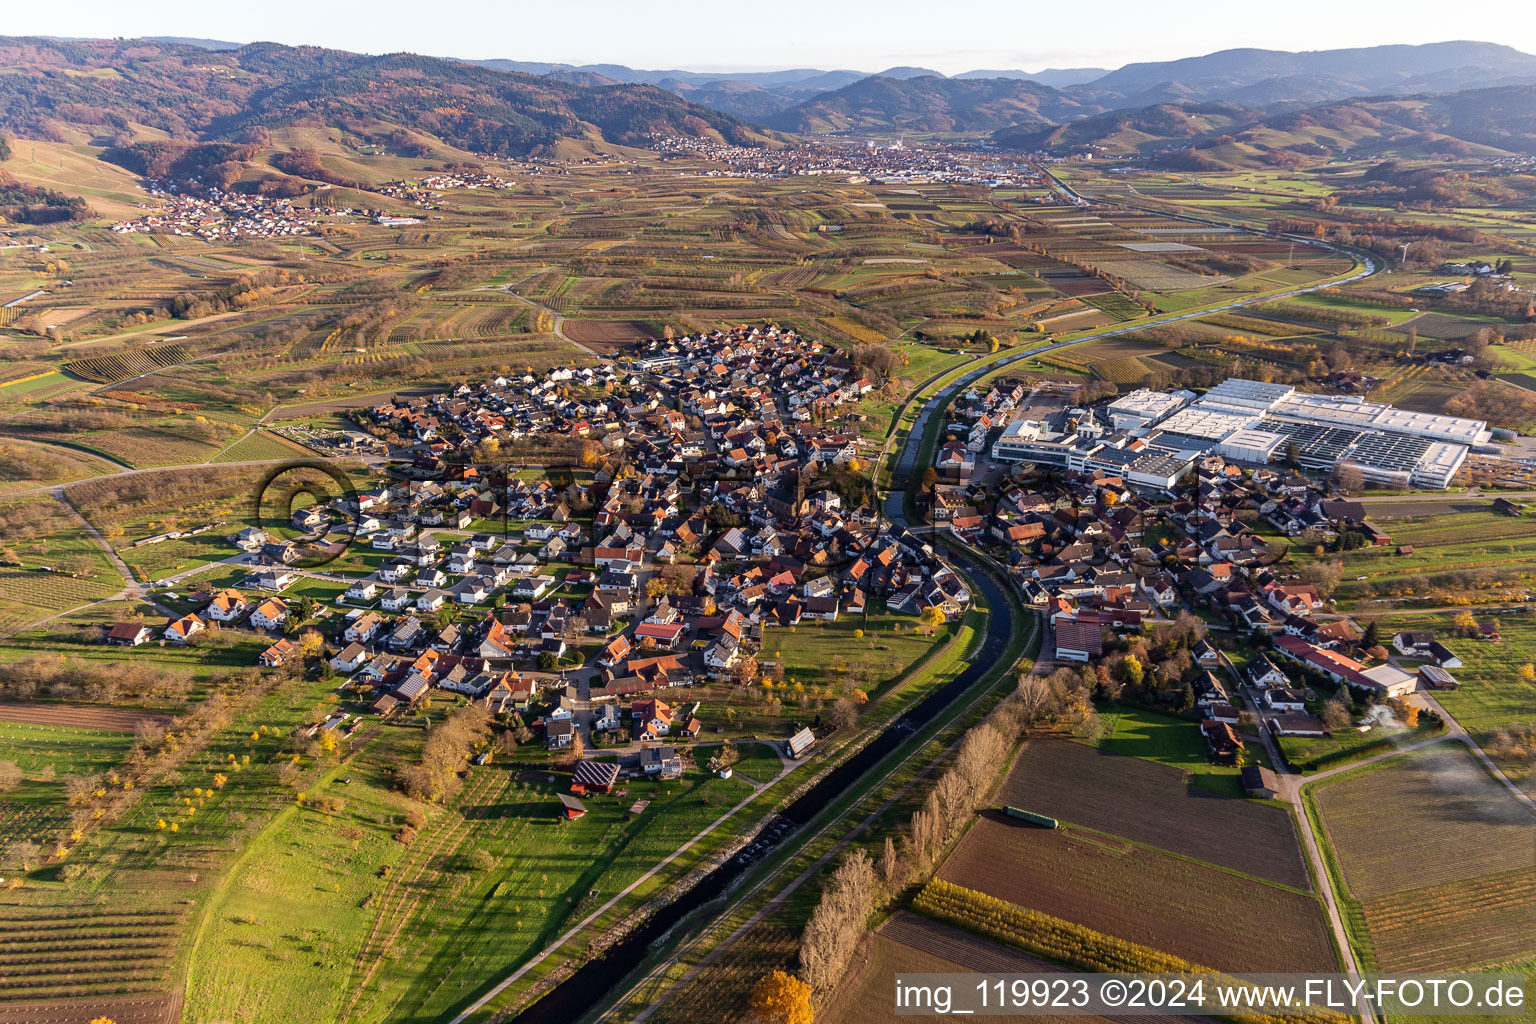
[{"left": 1359, "top": 490, "right": 1536, "bottom": 503}]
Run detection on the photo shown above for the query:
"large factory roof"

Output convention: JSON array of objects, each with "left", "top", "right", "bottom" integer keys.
[
  {"left": 1155, "top": 406, "right": 1258, "bottom": 442},
  {"left": 1108, "top": 388, "right": 1194, "bottom": 421},
  {"left": 1271, "top": 391, "right": 1489, "bottom": 445},
  {"left": 1200, "top": 378, "right": 1296, "bottom": 412}
]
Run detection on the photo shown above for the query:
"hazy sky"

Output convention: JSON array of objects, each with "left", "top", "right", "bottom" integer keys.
[{"left": 17, "top": 0, "right": 1536, "bottom": 74}]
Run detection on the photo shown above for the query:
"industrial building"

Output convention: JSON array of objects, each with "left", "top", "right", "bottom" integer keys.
[
  {"left": 1106, "top": 388, "right": 1195, "bottom": 430},
  {"left": 989, "top": 378, "right": 1492, "bottom": 490},
  {"left": 990, "top": 418, "right": 1196, "bottom": 492},
  {"left": 1155, "top": 379, "right": 1485, "bottom": 488},
  {"left": 1214, "top": 428, "right": 1287, "bottom": 464}
]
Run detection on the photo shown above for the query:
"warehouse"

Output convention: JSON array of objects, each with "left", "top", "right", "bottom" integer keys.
[
  {"left": 1410, "top": 441, "right": 1471, "bottom": 489},
  {"left": 1215, "top": 428, "right": 1287, "bottom": 464},
  {"left": 1198, "top": 378, "right": 1295, "bottom": 414},
  {"left": 1272, "top": 391, "right": 1491, "bottom": 447},
  {"left": 1153, "top": 406, "right": 1257, "bottom": 449},
  {"left": 1106, "top": 388, "right": 1195, "bottom": 430},
  {"left": 1258, "top": 420, "right": 1364, "bottom": 471}
]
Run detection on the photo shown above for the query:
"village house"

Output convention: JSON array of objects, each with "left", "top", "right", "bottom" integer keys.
[
  {"left": 107, "top": 622, "right": 153, "bottom": 646},
  {"left": 164, "top": 613, "right": 206, "bottom": 644},
  {"left": 249, "top": 598, "right": 292, "bottom": 632},
  {"left": 207, "top": 589, "right": 248, "bottom": 623}
]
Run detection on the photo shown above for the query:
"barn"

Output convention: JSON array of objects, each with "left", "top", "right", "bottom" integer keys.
[{"left": 558, "top": 793, "right": 587, "bottom": 821}]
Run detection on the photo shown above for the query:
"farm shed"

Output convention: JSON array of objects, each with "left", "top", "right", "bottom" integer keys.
[
  {"left": 1054, "top": 617, "right": 1103, "bottom": 663},
  {"left": 106, "top": 622, "right": 152, "bottom": 646},
  {"left": 1268, "top": 713, "right": 1328, "bottom": 737},
  {"left": 558, "top": 794, "right": 587, "bottom": 821},
  {"left": 1241, "top": 765, "right": 1280, "bottom": 799},
  {"left": 785, "top": 727, "right": 815, "bottom": 759},
  {"left": 1418, "top": 665, "right": 1460, "bottom": 689},
  {"left": 1357, "top": 664, "right": 1417, "bottom": 699}
]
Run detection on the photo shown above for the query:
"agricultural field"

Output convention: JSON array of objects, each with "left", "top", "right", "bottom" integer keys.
[
  {"left": 0, "top": 719, "right": 137, "bottom": 776},
  {"left": 208, "top": 430, "right": 316, "bottom": 463},
  {"left": 0, "top": 440, "right": 119, "bottom": 495},
  {"left": 183, "top": 719, "right": 767, "bottom": 1024},
  {"left": 0, "top": 494, "right": 123, "bottom": 632},
  {"left": 1001, "top": 738, "right": 1309, "bottom": 887},
  {"left": 561, "top": 318, "right": 657, "bottom": 356},
  {"left": 1327, "top": 510, "right": 1536, "bottom": 614},
  {"left": 63, "top": 344, "right": 191, "bottom": 385},
  {"left": 827, "top": 912, "right": 1119, "bottom": 1024},
  {"left": 0, "top": 701, "right": 169, "bottom": 731},
  {"left": 0, "top": 904, "right": 190, "bottom": 1010},
  {"left": 1314, "top": 744, "right": 1536, "bottom": 899},
  {"left": 1359, "top": 868, "right": 1536, "bottom": 973},
  {"left": 1312, "top": 745, "right": 1536, "bottom": 974},
  {"left": 644, "top": 924, "right": 803, "bottom": 1024},
  {"left": 936, "top": 818, "right": 1335, "bottom": 972},
  {"left": 75, "top": 427, "right": 227, "bottom": 469}
]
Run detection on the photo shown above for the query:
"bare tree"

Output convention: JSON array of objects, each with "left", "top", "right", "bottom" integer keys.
[
  {"left": 1321, "top": 696, "right": 1352, "bottom": 732},
  {"left": 879, "top": 835, "right": 904, "bottom": 893},
  {"left": 798, "top": 850, "right": 880, "bottom": 997},
  {"left": 1332, "top": 463, "right": 1366, "bottom": 494},
  {"left": 828, "top": 698, "right": 859, "bottom": 732},
  {"left": 8, "top": 839, "right": 39, "bottom": 872},
  {"left": 1015, "top": 671, "right": 1058, "bottom": 727}
]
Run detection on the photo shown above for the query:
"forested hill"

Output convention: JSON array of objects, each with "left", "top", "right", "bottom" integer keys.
[
  {"left": 0, "top": 37, "right": 772, "bottom": 156},
  {"left": 764, "top": 75, "right": 1101, "bottom": 134},
  {"left": 991, "top": 86, "right": 1536, "bottom": 166}
]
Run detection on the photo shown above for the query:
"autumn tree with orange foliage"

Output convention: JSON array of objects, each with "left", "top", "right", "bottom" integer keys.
[{"left": 747, "top": 970, "right": 813, "bottom": 1024}]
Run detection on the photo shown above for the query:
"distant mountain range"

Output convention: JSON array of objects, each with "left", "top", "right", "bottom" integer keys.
[
  {"left": 0, "top": 37, "right": 773, "bottom": 156},
  {"left": 4, "top": 36, "right": 1536, "bottom": 168},
  {"left": 759, "top": 76, "right": 1097, "bottom": 134},
  {"left": 993, "top": 85, "right": 1536, "bottom": 166},
  {"left": 1082, "top": 41, "right": 1536, "bottom": 103},
  {"left": 462, "top": 40, "right": 1536, "bottom": 134}
]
